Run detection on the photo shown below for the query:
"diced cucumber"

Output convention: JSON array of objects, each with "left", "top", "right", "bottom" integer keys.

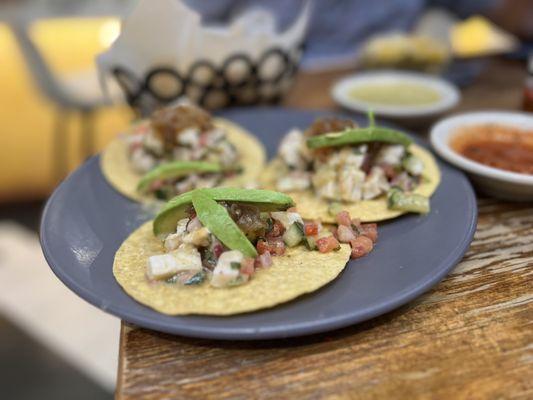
[
  {"left": 303, "top": 236, "right": 317, "bottom": 250},
  {"left": 230, "top": 261, "right": 242, "bottom": 270},
  {"left": 283, "top": 222, "right": 304, "bottom": 247},
  {"left": 328, "top": 202, "right": 343, "bottom": 217},
  {"left": 387, "top": 188, "right": 430, "bottom": 214},
  {"left": 184, "top": 271, "right": 205, "bottom": 285}
]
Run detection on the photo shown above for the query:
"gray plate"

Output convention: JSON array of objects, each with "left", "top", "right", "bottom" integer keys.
[{"left": 40, "top": 108, "right": 477, "bottom": 340}]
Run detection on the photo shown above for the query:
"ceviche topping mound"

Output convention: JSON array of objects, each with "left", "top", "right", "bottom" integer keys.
[
  {"left": 128, "top": 103, "right": 241, "bottom": 200},
  {"left": 276, "top": 112, "right": 430, "bottom": 213},
  {"left": 147, "top": 188, "right": 377, "bottom": 288}
]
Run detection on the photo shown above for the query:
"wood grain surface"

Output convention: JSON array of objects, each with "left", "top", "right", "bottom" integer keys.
[{"left": 116, "top": 59, "right": 533, "bottom": 399}]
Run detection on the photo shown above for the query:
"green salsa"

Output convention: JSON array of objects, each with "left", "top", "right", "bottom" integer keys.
[{"left": 349, "top": 82, "right": 441, "bottom": 106}]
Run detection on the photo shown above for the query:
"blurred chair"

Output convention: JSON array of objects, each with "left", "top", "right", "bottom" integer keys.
[{"left": 9, "top": 20, "right": 114, "bottom": 181}]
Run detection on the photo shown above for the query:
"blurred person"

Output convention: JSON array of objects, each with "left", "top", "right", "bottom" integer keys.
[{"left": 185, "top": 0, "right": 532, "bottom": 69}]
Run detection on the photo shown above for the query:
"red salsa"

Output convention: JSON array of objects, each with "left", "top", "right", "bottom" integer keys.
[{"left": 451, "top": 124, "right": 533, "bottom": 175}]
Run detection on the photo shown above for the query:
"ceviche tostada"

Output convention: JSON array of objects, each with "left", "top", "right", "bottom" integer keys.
[
  {"left": 101, "top": 103, "right": 266, "bottom": 202},
  {"left": 260, "top": 113, "right": 440, "bottom": 222},
  {"left": 113, "top": 188, "right": 377, "bottom": 315}
]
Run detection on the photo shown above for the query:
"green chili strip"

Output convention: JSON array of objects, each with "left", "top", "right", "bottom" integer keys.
[
  {"left": 137, "top": 161, "right": 222, "bottom": 193},
  {"left": 306, "top": 126, "right": 413, "bottom": 149}
]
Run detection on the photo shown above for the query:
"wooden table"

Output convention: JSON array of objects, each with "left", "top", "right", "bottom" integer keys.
[{"left": 116, "top": 59, "right": 533, "bottom": 399}]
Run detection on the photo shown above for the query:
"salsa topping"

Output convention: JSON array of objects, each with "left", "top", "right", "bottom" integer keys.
[
  {"left": 451, "top": 124, "right": 533, "bottom": 175},
  {"left": 128, "top": 103, "right": 240, "bottom": 200},
  {"left": 147, "top": 189, "right": 377, "bottom": 288},
  {"left": 275, "top": 112, "right": 428, "bottom": 211}
]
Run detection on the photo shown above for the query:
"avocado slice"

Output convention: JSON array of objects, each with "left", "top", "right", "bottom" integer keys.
[
  {"left": 192, "top": 190, "right": 258, "bottom": 258},
  {"left": 137, "top": 161, "right": 222, "bottom": 193},
  {"left": 153, "top": 188, "right": 294, "bottom": 237},
  {"left": 306, "top": 126, "right": 413, "bottom": 149}
]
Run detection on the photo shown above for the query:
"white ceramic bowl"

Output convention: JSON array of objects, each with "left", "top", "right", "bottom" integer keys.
[
  {"left": 430, "top": 111, "right": 533, "bottom": 201},
  {"left": 331, "top": 71, "right": 460, "bottom": 122}
]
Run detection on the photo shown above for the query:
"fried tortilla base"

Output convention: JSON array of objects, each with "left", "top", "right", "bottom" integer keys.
[
  {"left": 101, "top": 118, "right": 266, "bottom": 202},
  {"left": 113, "top": 222, "right": 351, "bottom": 316}
]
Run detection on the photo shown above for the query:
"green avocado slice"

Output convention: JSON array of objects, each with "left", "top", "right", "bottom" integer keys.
[
  {"left": 306, "top": 126, "right": 413, "bottom": 149},
  {"left": 137, "top": 161, "right": 222, "bottom": 193},
  {"left": 192, "top": 190, "right": 257, "bottom": 258},
  {"left": 153, "top": 188, "right": 294, "bottom": 237}
]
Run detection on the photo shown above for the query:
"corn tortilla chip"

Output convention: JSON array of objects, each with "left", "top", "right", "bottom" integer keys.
[
  {"left": 259, "top": 144, "right": 440, "bottom": 222},
  {"left": 113, "top": 222, "right": 351, "bottom": 315},
  {"left": 101, "top": 118, "right": 266, "bottom": 202}
]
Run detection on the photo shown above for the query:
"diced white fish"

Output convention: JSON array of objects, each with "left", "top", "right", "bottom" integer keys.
[
  {"left": 338, "top": 146, "right": 367, "bottom": 169},
  {"left": 173, "top": 147, "right": 193, "bottom": 161},
  {"left": 142, "top": 131, "right": 164, "bottom": 156},
  {"left": 147, "top": 244, "right": 202, "bottom": 280},
  {"left": 182, "top": 227, "right": 211, "bottom": 247},
  {"left": 375, "top": 144, "right": 405, "bottom": 166},
  {"left": 176, "top": 127, "right": 200, "bottom": 147},
  {"left": 130, "top": 148, "right": 156, "bottom": 173},
  {"left": 195, "top": 175, "right": 220, "bottom": 189},
  {"left": 176, "top": 218, "right": 189, "bottom": 235},
  {"left": 210, "top": 250, "right": 246, "bottom": 288},
  {"left": 215, "top": 141, "right": 238, "bottom": 167},
  {"left": 311, "top": 164, "right": 339, "bottom": 200},
  {"left": 316, "top": 179, "right": 339, "bottom": 200},
  {"left": 339, "top": 167, "right": 366, "bottom": 201},
  {"left": 362, "top": 166, "right": 390, "bottom": 200},
  {"left": 202, "top": 128, "right": 225, "bottom": 146},
  {"left": 276, "top": 171, "right": 311, "bottom": 192},
  {"left": 270, "top": 211, "right": 304, "bottom": 229},
  {"left": 164, "top": 233, "right": 182, "bottom": 251},
  {"left": 164, "top": 218, "right": 189, "bottom": 250},
  {"left": 279, "top": 129, "right": 307, "bottom": 169},
  {"left": 186, "top": 216, "right": 202, "bottom": 233}
]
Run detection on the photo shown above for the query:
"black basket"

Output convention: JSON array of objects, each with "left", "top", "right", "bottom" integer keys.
[{"left": 112, "top": 43, "right": 304, "bottom": 116}]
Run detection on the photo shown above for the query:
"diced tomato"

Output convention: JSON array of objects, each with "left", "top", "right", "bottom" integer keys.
[
  {"left": 337, "top": 225, "right": 356, "bottom": 243},
  {"left": 149, "top": 180, "right": 165, "bottom": 191},
  {"left": 350, "top": 236, "right": 373, "bottom": 259},
  {"left": 336, "top": 211, "right": 352, "bottom": 226},
  {"left": 316, "top": 236, "right": 340, "bottom": 253},
  {"left": 255, "top": 251, "right": 272, "bottom": 268},
  {"left": 257, "top": 238, "right": 285, "bottom": 256},
  {"left": 360, "top": 223, "right": 378, "bottom": 243},
  {"left": 129, "top": 141, "right": 143, "bottom": 152},
  {"left": 240, "top": 258, "right": 255, "bottom": 276},
  {"left": 304, "top": 222, "right": 319, "bottom": 236},
  {"left": 381, "top": 164, "right": 398, "bottom": 180},
  {"left": 199, "top": 133, "right": 209, "bottom": 147},
  {"left": 268, "top": 238, "right": 286, "bottom": 256},
  {"left": 212, "top": 243, "right": 224, "bottom": 258},
  {"left": 267, "top": 219, "right": 285, "bottom": 238},
  {"left": 256, "top": 239, "right": 269, "bottom": 255}
]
